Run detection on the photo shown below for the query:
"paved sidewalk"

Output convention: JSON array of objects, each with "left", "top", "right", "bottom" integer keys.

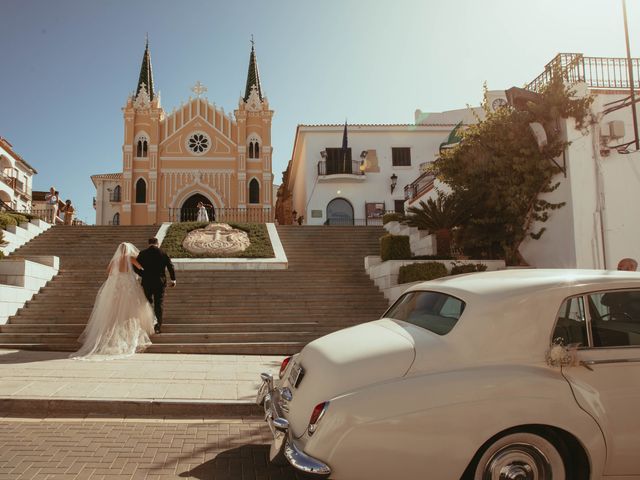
[
  {"left": 0, "top": 417, "right": 308, "bottom": 479},
  {"left": 0, "top": 349, "right": 284, "bottom": 416}
]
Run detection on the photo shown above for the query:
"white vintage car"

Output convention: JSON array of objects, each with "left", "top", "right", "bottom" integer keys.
[{"left": 257, "top": 269, "right": 640, "bottom": 480}]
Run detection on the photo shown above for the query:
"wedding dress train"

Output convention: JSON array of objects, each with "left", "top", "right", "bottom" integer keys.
[{"left": 71, "top": 242, "right": 156, "bottom": 360}]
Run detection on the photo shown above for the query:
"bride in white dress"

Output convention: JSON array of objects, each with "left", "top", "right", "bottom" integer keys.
[{"left": 71, "top": 242, "right": 156, "bottom": 359}]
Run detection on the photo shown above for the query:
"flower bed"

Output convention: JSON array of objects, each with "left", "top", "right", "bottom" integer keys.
[{"left": 161, "top": 222, "right": 275, "bottom": 259}]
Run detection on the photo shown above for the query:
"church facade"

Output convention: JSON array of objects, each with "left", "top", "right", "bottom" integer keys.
[{"left": 92, "top": 41, "right": 274, "bottom": 225}]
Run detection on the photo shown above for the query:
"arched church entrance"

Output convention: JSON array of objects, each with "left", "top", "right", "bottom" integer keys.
[
  {"left": 326, "top": 198, "right": 354, "bottom": 225},
  {"left": 181, "top": 193, "right": 215, "bottom": 222}
]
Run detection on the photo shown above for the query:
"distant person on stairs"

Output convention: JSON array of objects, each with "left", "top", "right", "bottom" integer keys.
[
  {"left": 44, "top": 187, "right": 58, "bottom": 224},
  {"left": 70, "top": 242, "right": 156, "bottom": 359},
  {"left": 61, "top": 199, "right": 75, "bottom": 225},
  {"left": 136, "top": 237, "right": 176, "bottom": 334}
]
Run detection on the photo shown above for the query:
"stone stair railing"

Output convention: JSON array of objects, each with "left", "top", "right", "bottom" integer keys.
[
  {"left": 1, "top": 219, "right": 52, "bottom": 256},
  {"left": 367, "top": 221, "right": 506, "bottom": 304}
]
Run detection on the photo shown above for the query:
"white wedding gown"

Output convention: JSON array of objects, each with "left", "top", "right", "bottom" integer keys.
[
  {"left": 196, "top": 206, "right": 209, "bottom": 222},
  {"left": 71, "top": 242, "right": 156, "bottom": 360}
]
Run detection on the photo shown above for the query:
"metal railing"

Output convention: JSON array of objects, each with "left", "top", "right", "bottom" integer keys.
[
  {"left": 109, "top": 192, "right": 121, "bottom": 202},
  {"left": 168, "top": 207, "right": 274, "bottom": 223},
  {"left": 527, "top": 53, "right": 640, "bottom": 92},
  {"left": 325, "top": 211, "right": 398, "bottom": 226},
  {"left": 404, "top": 173, "right": 435, "bottom": 202},
  {"left": 317, "top": 159, "right": 364, "bottom": 176}
]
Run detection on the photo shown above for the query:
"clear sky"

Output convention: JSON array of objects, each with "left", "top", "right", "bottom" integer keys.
[{"left": 0, "top": 0, "right": 637, "bottom": 223}]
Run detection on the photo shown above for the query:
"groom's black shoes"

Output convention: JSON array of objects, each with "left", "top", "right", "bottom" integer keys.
[{"left": 154, "top": 325, "right": 161, "bottom": 334}]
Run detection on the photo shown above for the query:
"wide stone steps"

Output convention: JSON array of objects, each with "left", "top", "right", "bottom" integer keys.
[{"left": 0, "top": 224, "right": 387, "bottom": 354}]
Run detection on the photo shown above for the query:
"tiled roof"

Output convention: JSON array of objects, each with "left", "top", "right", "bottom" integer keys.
[
  {"left": 91, "top": 173, "right": 122, "bottom": 180},
  {"left": 91, "top": 172, "right": 122, "bottom": 188},
  {"left": 0, "top": 137, "right": 38, "bottom": 174}
]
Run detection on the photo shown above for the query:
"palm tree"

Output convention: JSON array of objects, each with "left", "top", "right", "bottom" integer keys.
[{"left": 405, "top": 191, "right": 470, "bottom": 256}]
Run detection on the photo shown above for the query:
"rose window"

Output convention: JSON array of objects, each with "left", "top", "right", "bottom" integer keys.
[{"left": 187, "top": 133, "right": 210, "bottom": 154}]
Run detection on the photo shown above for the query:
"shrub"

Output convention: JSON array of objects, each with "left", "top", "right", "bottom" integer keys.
[
  {"left": 450, "top": 262, "right": 488, "bottom": 275},
  {"left": 161, "top": 222, "right": 275, "bottom": 258},
  {"left": 380, "top": 234, "right": 411, "bottom": 261},
  {"left": 7, "top": 213, "right": 28, "bottom": 225},
  {"left": 0, "top": 213, "right": 18, "bottom": 229},
  {"left": 398, "top": 262, "right": 448, "bottom": 284},
  {"left": 383, "top": 212, "right": 404, "bottom": 225}
]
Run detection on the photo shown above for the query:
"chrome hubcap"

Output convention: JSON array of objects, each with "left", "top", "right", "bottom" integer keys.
[{"left": 484, "top": 443, "right": 551, "bottom": 480}]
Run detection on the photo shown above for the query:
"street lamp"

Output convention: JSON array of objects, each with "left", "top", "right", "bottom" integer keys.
[{"left": 390, "top": 173, "right": 398, "bottom": 194}]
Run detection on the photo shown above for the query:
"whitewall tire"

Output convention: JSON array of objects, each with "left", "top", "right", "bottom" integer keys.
[{"left": 474, "top": 432, "right": 566, "bottom": 480}]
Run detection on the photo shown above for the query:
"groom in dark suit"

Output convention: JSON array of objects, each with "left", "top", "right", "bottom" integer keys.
[{"left": 136, "top": 238, "right": 176, "bottom": 334}]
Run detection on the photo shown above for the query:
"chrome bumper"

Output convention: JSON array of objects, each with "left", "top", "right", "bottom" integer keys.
[{"left": 256, "top": 372, "right": 331, "bottom": 477}]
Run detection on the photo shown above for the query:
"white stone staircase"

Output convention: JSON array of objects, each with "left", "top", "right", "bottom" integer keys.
[
  {"left": 1, "top": 219, "right": 52, "bottom": 256},
  {"left": 383, "top": 220, "right": 436, "bottom": 257}
]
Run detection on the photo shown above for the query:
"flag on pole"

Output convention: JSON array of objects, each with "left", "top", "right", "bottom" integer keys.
[{"left": 341, "top": 120, "right": 348, "bottom": 172}]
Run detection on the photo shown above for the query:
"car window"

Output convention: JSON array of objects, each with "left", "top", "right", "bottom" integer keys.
[
  {"left": 589, "top": 290, "right": 640, "bottom": 347},
  {"left": 384, "top": 291, "right": 465, "bottom": 335},
  {"left": 552, "top": 296, "right": 588, "bottom": 347}
]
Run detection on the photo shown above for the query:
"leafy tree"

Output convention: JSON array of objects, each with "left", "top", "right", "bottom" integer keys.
[{"left": 432, "top": 74, "right": 592, "bottom": 264}]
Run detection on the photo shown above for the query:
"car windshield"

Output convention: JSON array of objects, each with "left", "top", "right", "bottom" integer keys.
[{"left": 384, "top": 291, "right": 466, "bottom": 335}]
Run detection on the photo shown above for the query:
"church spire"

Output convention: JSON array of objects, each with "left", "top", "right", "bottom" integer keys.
[
  {"left": 243, "top": 37, "right": 263, "bottom": 102},
  {"left": 136, "top": 36, "right": 155, "bottom": 101}
]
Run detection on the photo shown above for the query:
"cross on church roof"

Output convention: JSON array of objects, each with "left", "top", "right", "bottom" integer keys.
[{"left": 191, "top": 81, "right": 208, "bottom": 98}]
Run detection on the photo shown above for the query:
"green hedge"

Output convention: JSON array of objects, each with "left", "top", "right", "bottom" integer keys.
[
  {"left": 380, "top": 234, "right": 411, "bottom": 261},
  {"left": 6, "top": 213, "right": 28, "bottom": 225},
  {"left": 161, "top": 222, "right": 275, "bottom": 259},
  {"left": 382, "top": 212, "right": 404, "bottom": 225},
  {"left": 398, "top": 262, "right": 448, "bottom": 284},
  {"left": 450, "top": 263, "right": 488, "bottom": 275},
  {"left": 0, "top": 213, "right": 18, "bottom": 229}
]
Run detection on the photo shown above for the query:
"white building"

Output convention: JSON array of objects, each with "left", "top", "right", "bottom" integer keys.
[
  {"left": 0, "top": 137, "right": 37, "bottom": 212},
  {"left": 91, "top": 173, "right": 123, "bottom": 225},
  {"left": 282, "top": 124, "right": 448, "bottom": 225},
  {"left": 520, "top": 53, "right": 640, "bottom": 269},
  {"left": 276, "top": 90, "right": 509, "bottom": 226}
]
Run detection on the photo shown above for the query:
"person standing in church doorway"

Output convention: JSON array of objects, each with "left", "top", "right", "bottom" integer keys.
[
  {"left": 136, "top": 238, "right": 176, "bottom": 334},
  {"left": 196, "top": 201, "right": 212, "bottom": 222}
]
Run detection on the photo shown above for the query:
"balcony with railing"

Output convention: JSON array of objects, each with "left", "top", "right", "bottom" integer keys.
[
  {"left": 0, "top": 172, "right": 30, "bottom": 200},
  {"left": 109, "top": 191, "right": 121, "bottom": 202},
  {"left": 527, "top": 53, "right": 640, "bottom": 92},
  {"left": 317, "top": 147, "right": 365, "bottom": 182},
  {"left": 404, "top": 172, "right": 435, "bottom": 204}
]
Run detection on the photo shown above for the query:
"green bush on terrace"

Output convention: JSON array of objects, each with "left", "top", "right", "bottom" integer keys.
[
  {"left": 0, "top": 213, "right": 18, "bottom": 229},
  {"left": 397, "top": 262, "right": 448, "bottom": 284},
  {"left": 6, "top": 213, "right": 28, "bottom": 225},
  {"left": 161, "top": 222, "right": 275, "bottom": 259},
  {"left": 382, "top": 212, "right": 404, "bottom": 225}
]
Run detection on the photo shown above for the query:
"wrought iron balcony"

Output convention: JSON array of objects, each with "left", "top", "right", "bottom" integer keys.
[
  {"left": 109, "top": 191, "right": 121, "bottom": 202},
  {"left": 404, "top": 172, "right": 435, "bottom": 203},
  {"left": 317, "top": 159, "right": 365, "bottom": 177},
  {"left": 527, "top": 53, "right": 640, "bottom": 92}
]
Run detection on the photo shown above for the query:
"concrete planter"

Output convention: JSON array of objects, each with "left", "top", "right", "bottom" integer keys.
[
  {"left": 0, "top": 257, "right": 59, "bottom": 324},
  {"left": 365, "top": 256, "right": 506, "bottom": 304}
]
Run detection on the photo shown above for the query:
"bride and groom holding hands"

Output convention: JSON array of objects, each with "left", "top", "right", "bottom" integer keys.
[{"left": 72, "top": 237, "right": 176, "bottom": 359}]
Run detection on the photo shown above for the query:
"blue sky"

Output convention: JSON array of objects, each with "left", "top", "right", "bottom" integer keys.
[{"left": 0, "top": 0, "right": 636, "bottom": 223}]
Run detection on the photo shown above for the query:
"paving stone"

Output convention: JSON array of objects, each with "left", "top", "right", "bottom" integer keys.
[{"left": 0, "top": 418, "right": 312, "bottom": 479}]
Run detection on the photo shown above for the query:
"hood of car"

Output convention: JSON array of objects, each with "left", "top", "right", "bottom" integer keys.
[{"left": 283, "top": 319, "right": 417, "bottom": 437}]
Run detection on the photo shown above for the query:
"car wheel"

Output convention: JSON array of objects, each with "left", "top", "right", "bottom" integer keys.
[{"left": 473, "top": 432, "right": 566, "bottom": 480}]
